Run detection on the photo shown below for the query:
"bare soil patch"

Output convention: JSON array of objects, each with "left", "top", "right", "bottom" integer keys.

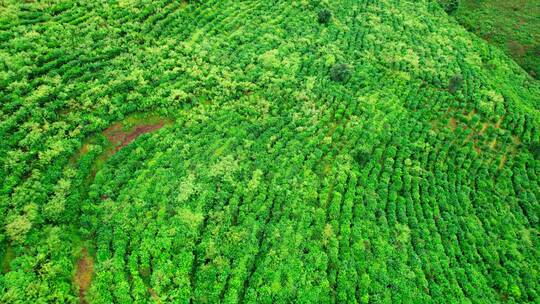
[{"left": 103, "top": 121, "right": 167, "bottom": 153}]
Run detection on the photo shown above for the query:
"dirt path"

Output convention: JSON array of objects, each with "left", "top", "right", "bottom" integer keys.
[
  {"left": 74, "top": 248, "right": 94, "bottom": 304},
  {"left": 68, "top": 116, "right": 172, "bottom": 302}
]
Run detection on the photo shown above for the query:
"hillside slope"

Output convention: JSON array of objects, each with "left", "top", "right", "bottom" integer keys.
[
  {"left": 452, "top": 0, "right": 540, "bottom": 79},
  {"left": 0, "top": 0, "right": 539, "bottom": 303}
]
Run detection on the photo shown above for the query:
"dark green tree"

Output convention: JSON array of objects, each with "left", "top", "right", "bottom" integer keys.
[
  {"left": 330, "top": 63, "right": 351, "bottom": 83},
  {"left": 318, "top": 9, "right": 332, "bottom": 24},
  {"left": 529, "top": 141, "right": 540, "bottom": 159},
  {"left": 439, "top": 0, "right": 460, "bottom": 14},
  {"left": 448, "top": 74, "right": 463, "bottom": 94}
]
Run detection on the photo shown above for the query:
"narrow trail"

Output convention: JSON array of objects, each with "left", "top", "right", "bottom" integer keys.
[
  {"left": 74, "top": 248, "right": 94, "bottom": 304},
  {"left": 71, "top": 115, "right": 174, "bottom": 303}
]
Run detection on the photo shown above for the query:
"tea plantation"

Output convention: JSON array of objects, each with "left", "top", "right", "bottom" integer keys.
[{"left": 0, "top": 0, "right": 538, "bottom": 303}]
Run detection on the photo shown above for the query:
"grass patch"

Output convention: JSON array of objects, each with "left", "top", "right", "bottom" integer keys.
[
  {"left": 1, "top": 245, "right": 14, "bottom": 274},
  {"left": 453, "top": 0, "right": 540, "bottom": 78}
]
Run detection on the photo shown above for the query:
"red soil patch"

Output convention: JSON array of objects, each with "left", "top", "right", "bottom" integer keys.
[
  {"left": 103, "top": 121, "right": 166, "bottom": 153},
  {"left": 75, "top": 248, "right": 94, "bottom": 304}
]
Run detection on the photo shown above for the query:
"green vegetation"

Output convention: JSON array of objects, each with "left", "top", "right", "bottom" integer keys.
[
  {"left": 451, "top": 0, "right": 540, "bottom": 78},
  {"left": 330, "top": 63, "right": 351, "bottom": 83},
  {"left": 0, "top": 0, "right": 539, "bottom": 303},
  {"left": 438, "top": 0, "right": 460, "bottom": 14},
  {"left": 318, "top": 9, "right": 332, "bottom": 24}
]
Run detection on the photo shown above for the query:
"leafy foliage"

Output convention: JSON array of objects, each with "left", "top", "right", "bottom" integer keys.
[
  {"left": 318, "top": 9, "right": 332, "bottom": 24},
  {"left": 438, "top": 0, "right": 460, "bottom": 14},
  {"left": 448, "top": 74, "right": 463, "bottom": 94},
  {"left": 0, "top": 0, "right": 538, "bottom": 303},
  {"left": 330, "top": 63, "right": 351, "bottom": 83}
]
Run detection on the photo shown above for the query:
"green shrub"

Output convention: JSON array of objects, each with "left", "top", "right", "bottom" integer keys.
[
  {"left": 318, "top": 9, "right": 332, "bottom": 24},
  {"left": 439, "top": 0, "right": 460, "bottom": 14},
  {"left": 330, "top": 63, "right": 351, "bottom": 83},
  {"left": 448, "top": 74, "right": 463, "bottom": 94},
  {"left": 529, "top": 142, "right": 540, "bottom": 159}
]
